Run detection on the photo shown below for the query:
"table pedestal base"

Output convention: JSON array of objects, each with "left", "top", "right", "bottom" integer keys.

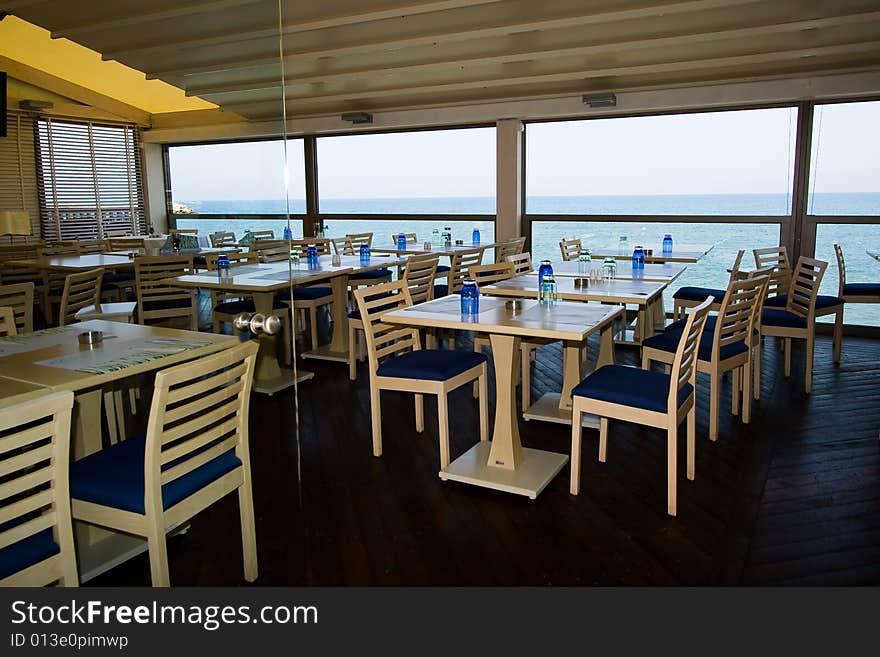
[
  {"left": 439, "top": 442, "right": 568, "bottom": 500},
  {"left": 252, "top": 369, "right": 313, "bottom": 395},
  {"left": 523, "top": 392, "right": 600, "bottom": 429},
  {"left": 300, "top": 346, "right": 348, "bottom": 362}
]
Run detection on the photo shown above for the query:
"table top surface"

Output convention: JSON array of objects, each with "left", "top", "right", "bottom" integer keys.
[
  {"left": 372, "top": 241, "right": 501, "bottom": 256},
  {"left": 482, "top": 274, "right": 666, "bottom": 304},
  {"left": 545, "top": 260, "right": 686, "bottom": 282},
  {"left": 0, "top": 376, "right": 51, "bottom": 409},
  {"left": 165, "top": 254, "right": 406, "bottom": 293},
  {"left": 105, "top": 246, "right": 236, "bottom": 257},
  {"left": 587, "top": 244, "right": 713, "bottom": 263},
  {"left": 384, "top": 294, "right": 623, "bottom": 341},
  {"left": 5, "top": 254, "right": 136, "bottom": 270},
  {"left": 0, "top": 320, "right": 237, "bottom": 392}
]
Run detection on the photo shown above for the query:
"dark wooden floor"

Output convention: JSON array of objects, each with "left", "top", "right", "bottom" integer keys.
[{"left": 92, "top": 308, "right": 880, "bottom": 586}]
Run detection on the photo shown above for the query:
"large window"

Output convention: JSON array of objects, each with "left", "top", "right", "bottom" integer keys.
[{"left": 317, "top": 128, "right": 495, "bottom": 214}]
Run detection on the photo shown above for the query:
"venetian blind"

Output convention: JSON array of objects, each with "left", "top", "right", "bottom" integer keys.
[
  {"left": 0, "top": 111, "right": 40, "bottom": 239},
  {"left": 35, "top": 117, "right": 146, "bottom": 240}
]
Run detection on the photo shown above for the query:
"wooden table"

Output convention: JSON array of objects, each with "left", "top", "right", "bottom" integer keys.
[
  {"left": 372, "top": 241, "right": 502, "bottom": 256},
  {"left": 104, "top": 247, "right": 237, "bottom": 258},
  {"left": 588, "top": 243, "right": 713, "bottom": 263},
  {"left": 546, "top": 260, "right": 686, "bottom": 283},
  {"left": 5, "top": 254, "right": 135, "bottom": 272},
  {"left": 0, "top": 320, "right": 238, "bottom": 581},
  {"left": 384, "top": 295, "right": 622, "bottom": 499},
  {"left": 0, "top": 376, "right": 50, "bottom": 409},
  {"left": 165, "top": 254, "right": 406, "bottom": 394},
  {"left": 483, "top": 274, "right": 668, "bottom": 342}
]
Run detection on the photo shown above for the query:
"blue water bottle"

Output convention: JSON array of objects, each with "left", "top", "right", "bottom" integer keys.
[
  {"left": 472, "top": 228, "right": 480, "bottom": 245},
  {"left": 662, "top": 234, "right": 673, "bottom": 254},
  {"left": 359, "top": 243, "right": 370, "bottom": 262},
  {"left": 283, "top": 225, "right": 292, "bottom": 241},
  {"left": 460, "top": 278, "right": 479, "bottom": 315},
  {"left": 632, "top": 246, "right": 645, "bottom": 269},
  {"left": 307, "top": 245, "right": 319, "bottom": 267},
  {"left": 396, "top": 234, "right": 407, "bottom": 251},
  {"left": 538, "top": 259, "right": 554, "bottom": 289},
  {"left": 216, "top": 254, "right": 230, "bottom": 282}
]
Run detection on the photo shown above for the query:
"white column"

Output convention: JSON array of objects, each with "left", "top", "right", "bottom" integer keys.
[
  {"left": 142, "top": 142, "right": 169, "bottom": 233},
  {"left": 495, "top": 118, "right": 523, "bottom": 242}
]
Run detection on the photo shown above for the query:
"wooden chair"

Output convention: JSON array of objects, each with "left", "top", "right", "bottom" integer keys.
[
  {"left": 672, "top": 250, "right": 745, "bottom": 319},
  {"left": 43, "top": 242, "right": 81, "bottom": 256},
  {"left": 65, "top": 239, "right": 107, "bottom": 254},
  {"left": 835, "top": 243, "right": 880, "bottom": 303},
  {"left": 58, "top": 267, "right": 104, "bottom": 327},
  {"left": 496, "top": 237, "right": 527, "bottom": 263},
  {"left": 643, "top": 273, "right": 769, "bottom": 441},
  {"left": 330, "top": 237, "right": 353, "bottom": 255},
  {"left": 0, "top": 390, "right": 78, "bottom": 586},
  {"left": 104, "top": 228, "right": 133, "bottom": 238},
  {"left": 759, "top": 256, "right": 828, "bottom": 394},
  {"left": 391, "top": 232, "right": 418, "bottom": 246},
  {"left": 345, "top": 233, "right": 393, "bottom": 290},
  {"left": 252, "top": 230, "right": 275, "bottom": 241},
  {"left": 108, "top": 237, "right": 145, "bottom": 251},
  {"left": 348, "top": 254, "right": 439, "bottom": 380},
  {"left": 170, "top": 228, "right": 198, "bottom": 236},
  {"left": 505, "top": 252, "right": 533, "bottom": 275},
  {"left": 135, "top": 256, "right": 197, "bottom": 331},
  {"left": 571, "top": 298, "right": 713, "bottom": 516},
  {"left": 210, "top": 231, "right": 237, "bottom": 248},
  {"left": 559, "top": 237, "right": 582, "bottom": 261},
  {"left": 435, "top": 247, "right": 484, "bottom": 297},
  {"left": 354, "top": 279, "right": 488, "bottom": 465},
  {"left": 0, "top": 282, "right": 35, "bottom": 333},
  {"left": 290, "top": 238, "right": 332, "bottom": 256},
  {"left": 0, "top": 306, "right": 16, "bottom": 336},
  {"left": 69, "top": 341, "right": 259, "bottom": 586}
]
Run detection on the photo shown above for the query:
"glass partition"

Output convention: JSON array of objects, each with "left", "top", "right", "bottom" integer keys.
[{"left": 815, "top": 224, "right": 880, "bottom": 327}]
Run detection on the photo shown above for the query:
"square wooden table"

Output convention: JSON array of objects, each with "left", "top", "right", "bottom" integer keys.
[
  {"left": 588, "top": 243, "right": 713, "bottom": 263},
  {"left": 371, "top": 241, "right": 502, "bottom": 256},
  {"left": 547, "top": 260, "right": 687, "bottom": 283},
  {"left": 0, "top": 320, "right": 238, "bottom": 581},
  {"left": 384, "top": 296, "right": 622, "bottom": 499},
  {"left": 5, "top": 254, "right": 136, "bottom": 272}
]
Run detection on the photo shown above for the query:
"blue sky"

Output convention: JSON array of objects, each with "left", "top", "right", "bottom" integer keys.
[{"left": 168, "top": 101, "right": 880, "bottom": 201}]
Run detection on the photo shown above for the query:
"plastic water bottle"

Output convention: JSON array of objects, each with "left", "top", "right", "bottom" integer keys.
[
  {"left": 431, "top": 228, "right": 440, "bottom": 245},
  {"left": 216, "top": 254, "right": 230, "bottom": 282},
  {"left": 460, "top": 278, "right": 479, "bottom": 315},
  {"left": 282, "top": 225, "right": 292, "bottom": 241},
  {"left": 307, "top": 245, "right": 319, "bottom": 268},
  {"left": 618, "top": 235, "right": 629, "bottom": 256},
  {"left": 538, "top": 259, "right": 554, "bottom": 290},
  {"left": 632, "top": 246, "right": 645, "bottom": 269},
  {"left": 472, "top": 228, "right": 480, "bottom": 245},
  {"left": 359, "top": 243, "right": 371, "bottom": 262},
  {"left": 603, "top": 257, "right": 616, "bottom": 281},
  {"left": 662, "top": 234, "right": 673, "bottom": 254},
  {"left": 578, "top": 248, "right": 592, "bottom": 275},
  {"left": 539, "top": 274, "right": 558, "bottom": 305},
  {"left": 396, "top": 234, "right": 407, "bottom": 251}
]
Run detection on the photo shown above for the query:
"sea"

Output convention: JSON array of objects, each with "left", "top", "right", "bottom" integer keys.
[{"left": 175, "top": 193, "right": 880, "bottom": 326}]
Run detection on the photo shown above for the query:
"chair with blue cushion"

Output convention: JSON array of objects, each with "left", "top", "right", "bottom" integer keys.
[
  {"left": 672, "top": 250, "right": 744, "bottom": 320},
  {"left": 355, "top": 279, "right": 488, "bottom": 466},
  {"left": 570, "top": 298, "right": 712, "bottom": 516},
  {"left": 643, "top": 272, "right": 769, "bottom": 441},
  {"left": 834, "top": 242, "right": 880, "bottom": 347},
  {"left": 70, "top": 341, "right": 259, "bottom": 587},
  {"left": 343, "top": 233, "right": 393, "bottom": 291},
  {"left": 496, "top": 237, "right": 527, "bottom": 264},
  {"left": 759, "top": 256, "right": 827, "bottom": 394},
  {"left": 559, "top": 237, "right": 581, "bottom": 261},
  {"left": 135, "top": 255, "right": 197, "bottom": 331},
  {"left": 504, "top": 251, "right": 533, "bottom": 275},
  {"left": 1, "top": 391, "right": 78, "bottom": 586},
  {"left": 433, "top": 246, "right": 483, "bottom": 299}
]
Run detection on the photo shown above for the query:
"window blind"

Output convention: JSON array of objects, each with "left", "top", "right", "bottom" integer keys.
[
  {"left": 35, "top": 117, "right": 146, "bottom": 240},
  {"left": 0, "top": 111, "right": 40, "bottom": 240}
]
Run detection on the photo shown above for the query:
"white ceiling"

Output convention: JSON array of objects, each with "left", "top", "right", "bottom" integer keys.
[{"left": 5, "top": 0, "right": 880, "bottom": 121}]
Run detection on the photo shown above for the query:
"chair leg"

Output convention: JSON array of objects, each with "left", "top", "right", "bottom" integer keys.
[
  {"left": 732, "top": 367, "right": 741, "bottom": 416},
  {"left": 641, "top": 351, "right": 650, "bottom": 370},
  {"left": 598, "top": 417, "right": 608, "bottom": 463},
  {"left": 309, "top": 308, "right": 318, "bottom": 351},
  {"left": 238, "top": 482, "right": 258, "bottom": 583},
  {"left": 667, "top": 420, "right": 678, "bottom": 516},
  {"left": 478, "top": 369, "right": 489, "bottom": 442},
  {"left": 742, "top": 357, "right": 753, "bottom": 424},
  {"left": 833, "top": 310, "right": 843, "bottom": 363},
  {"left": 687, "top": 407, "right": 696, "bottom": 481},
  {"left": 146, "top": 521, "right": 170, "bottom": 587},
  {"left": 370, "top": 387, "right": 383, "bottom": 457},
  {"left": 282, "top": 316, "right": 292, "bottom": 365},
  {"left": 472, "top": 339, "right": 481, "bottom": 399},
  {"left": 784, "top": 338, "right": 791, "bottom": 378},
  {"left": 709, "top": 373, "right": 720, "bottom": 441},
  {"left": 754, "top": 341, "right": 762, "bottom": 401},
  {"left": 414, "top": 393, "right": 424, "bottom": 433},
  {"left": 348, "top": 323, "right": 357, "bottom": 381},
  {"left": 437, "top": 393, "right": 451, "bottom": 469},
  {"left": 521, "top": 345, "right": 531, "bottom": 410},
  {"left": 113, "top": 389, "right": 126, "bottom": 441},
  {"left": 570, "top": 409, "right": 583, "bottom": 495},
  {"left": 103, "top": 390, "right": 118, "bottom": 445},
  {"left": 805, "top": 334, "right": 815, "bottom": 394}
]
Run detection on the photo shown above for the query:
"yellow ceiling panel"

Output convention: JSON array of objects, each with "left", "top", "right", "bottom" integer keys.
[{"left": 0, "top": 16, "right": 216, "bottom": 114}]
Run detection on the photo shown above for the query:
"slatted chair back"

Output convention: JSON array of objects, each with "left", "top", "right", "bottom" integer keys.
[
  {"left": 710, "top": 274, "right": 768, "bottom": 363},
  {"left": 65, "top": 239, "right": 107, "bottom": 254},
  {"left": 331, "top": 237, "right": 353, "bottom": 255},
  {"left": 290, "top": 238, "right": 331, "bottom": 256},
  {"left": 0, "top": 306, "right": 16, "bottom": 336},
  {"left": 0, "top": 282, "right": 35, "bottom": 333},
  {"left": 251, "top": 230, "right": 275, "bottom": 241},
  {"left": 204, "top": 250, "right": 256, "bottom": 269},
  {"left": 725, "top": 249, "right": 745, "bottom": 283},
  {"left": 833, "top": 243, "right": 847, "bottom": 298},
  {"left": 667, "top": 298, "right": 712, "bottom": 414},
  {"left": 346, "top": 232, "right": 373, "bottom": 250},
  {"left": 392, "top": 232, "right": 418, "bottom": 245},
  {"left": 448, "top": 247, "right": 484, "bottom": 294},
  {"left": 134, "top": 255, "right": 196, "bottom": 329},
  {"left": 43, "top": 243, "right": 81, "bottom": 256},
  {"left": 59, "top": 268, "right": 104, "bottom": 327},
  {"left": 753, "top": 246, "right": 791, "bottom": 298},
  {"left": 468, "top": 261, "right": 514, "bottom": 287},
  {"left": 104, "top": 228, "right": 131, "bottom": 238},
  {"left": 108, "top": 237, "right": 145, "bottom": 251},
  {"left": 496, "top": 237, "right": 526, "bottom": 262},
  {"left": 170, "top": 228, "right": 198, "bottom": 236},
  {"left": 209, "top": 231, "right": 237, "bottom": 248},
  {"left": 505, "top": 252, "right": 533, "bottom": 275},
  {"left": 559, "top": 237, "right": 582, "bottom": 261},
  {"left": 0, "top": 390, "right": 77, "bottom": 586},
  {"left": 354, "top": 280, "right": 421, "bottom": 374},
  {"left": 253, "top": 243, "right": 291, "bottom": 263},
  {"left": 784, "top": 256, "right": 828, "bottom": 322},
  {"left": 402, "top": 254, "right": 440, "bottom": 304}
]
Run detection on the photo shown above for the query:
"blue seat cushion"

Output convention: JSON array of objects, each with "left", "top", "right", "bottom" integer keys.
[
  {"left": 214, "top": 298, "right": 286, "bottom": 315},
  {"left": 672, "top": 286, "right": 725, "bottom": 302},
  {"left": 643, "top": 320, "right": 748, "bottom": 362},
  {"left": 70, "top": 435, "right": 241, "bottom": 515},
  {"left": 572, "top": 365, "right": 693, "bottom": 413},
  {"left": 844, "top": 282, "right": 880, "bottom": 296},
  {"left": 349, "top": 268, "right": 392, "bottom": 280},
  {"left": 434, "top": 284, "right": 449, "bottom": 297},
  {"left": 0, "top": 513, "right": 59, "bottom": 580},
  {"left": 102, "top": 271, "right": 135, "bottom": 284},
  {"left": 377, "top": 349, "right": 487, "bottom": 381},
  {"left": 761, "top": 308, "right": 808, "bottom": 329},
  {"left": 142, "top": 297, "right": 192, "bottom": 312},
  {"left": 436, "top": 264, "right": 451, "bottom": 273},
  {"left": 275, "top": 287, "right": 332, "bottom": 302},
  {"left": 765, "top": 294, "right": 844, "bottom": 309}
]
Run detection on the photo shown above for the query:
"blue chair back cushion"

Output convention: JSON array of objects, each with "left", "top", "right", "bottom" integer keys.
[
  {"left": 672, "top": 286, "right": 725, "bottom": 302},
  {"left": 70, "top": 436, "right": 241, "bottom": 515},
  {"left": 843, "top": 282, "right": 880, "bottom": 296},
  {"left": 642, "top": 319, "right": 748, "bottom": 361},
  {"left": 572, "top": 365, "right": 693, "bottom": 414},
  {"left": 0, "top": 512, "right": 59, "bottom": 580},
  {"left": 377, "top": 349, "right": 487, "bottom": 381}
]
